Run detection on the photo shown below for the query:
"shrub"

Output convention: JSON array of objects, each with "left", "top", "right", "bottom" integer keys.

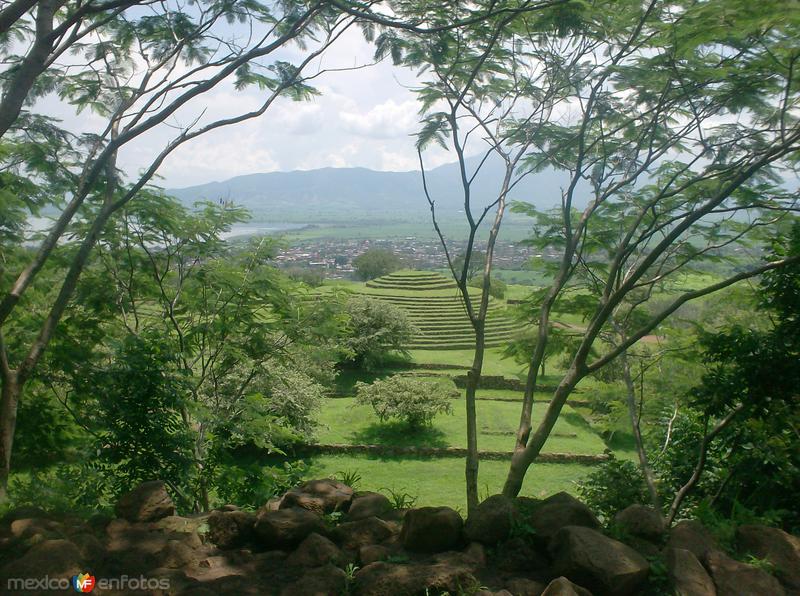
[
  {"left": 355, "top": 375, "right": 453, "bottom": 429},
  {"left": 576, "top": 454, "right": 649, "bottom": 523},
  {"left": 340, "top": 296, "right": 414, "bottom": 369}
]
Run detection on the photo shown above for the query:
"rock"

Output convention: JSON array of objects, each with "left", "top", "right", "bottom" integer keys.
[
  {"left": 736, "top": 524, "right": 800, "bottom": 590},
  {"left": 158, "top": 539, "right": 199, "bottom": 569},
  {"left": 495, "top": 536, "right": 550, "bottom": 574},
  {"left": 505, "top": 577, "right": 547, "bottom": 596},
  {"left": 253, "top": 507, "right": 325, "bottom": 548},
  {"left": 70, "top": 532, "right": 106, "bottom": 562},
  {"left": 115, "top": 480, "right": 175, "bottom": 522},
  {"left": 612, "top": 505, "right": 664, "bottom": 542},
  {"left": 280, "top": 564, "right": 347, "bottom": 596},
  {"left": 287, "top": 532, "right": 345, "bottom": 567},
  {"left": 334, "top": 516, "right": 395, "bottom": 551},
  {"left": 359, "top": 544, "right": 391, "bottom": 565},
  {"left": 529, "top": 492, "right": 600, "bottom": 541},
  {"left": 667, "top": 520, "right": 717, "bottom": 560},
  {"left": 348, "top": 492, "right": 392, "bottom": 521},
  {"left": 208, "top": 509, "right": 255, "bottom": 549},
  {"left": 550, "top": 525, "right": 650, "bottom": 596},
  {"left": 665, "top": 547, "right": 715, "bottom": 596},
  {"left": 9, "top": 517, "right": 64, "bottom": 541},
  {"left": 280, "top": 479, "right": 354, "bottom": 515},
  {"left": 464, "top": 494, "right": 519, "bottom": 545},
  {"left": 354, "top": 561, "right": 476, "bottom": 596},
  {"left": 541, "top": 576, "right": 593, "bottom": 596},
  {"left": 0, "top": 539, "right": 84, "bottom": 584},
  {"left": 704, "top": 549, "right": 785, "bottom": 596},
  {"left": 401, "top": 506, "right": 463, "bottom": 553}
]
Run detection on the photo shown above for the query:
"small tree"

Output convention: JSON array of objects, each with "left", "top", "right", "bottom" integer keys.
[
  {"left": 340, "top": 296, "right": 414, "bottom": 369},
  {"left": 356, "top": 376, "right": 453, "bottom": 429},
  {"left": 352, "top": 249, "right": 402, "bottom": 280}
]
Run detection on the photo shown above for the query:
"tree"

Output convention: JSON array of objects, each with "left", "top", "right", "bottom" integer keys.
[
  {"left": 355, "top": 375, "right": 453, "bottom": 429},
  {"left": 388, "top": 0, "right": 585, "bottom": 513},
  {"left": 483, "top": 0, "right": 800, "bottom": 499},
  {"left": 0, "top": 0, "right": 574, "bottom": 500},
  {"left": 352, "top": 248, "right": 402, "bottom": 280},
  {"left": 340, "top": 295, "right": 414, "bottom": 370}
]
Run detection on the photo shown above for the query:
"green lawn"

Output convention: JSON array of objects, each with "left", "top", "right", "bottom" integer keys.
[
  {"left": 304, "top": 454, "right": 594, "bottom": 512},
  {"left": 315, "top": 397, "right": 608, "bottom": 455}
]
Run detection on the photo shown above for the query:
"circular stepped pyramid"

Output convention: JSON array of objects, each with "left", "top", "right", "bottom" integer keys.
[{"left": 359, "top": 270, "right": 519, "bottom": 350}]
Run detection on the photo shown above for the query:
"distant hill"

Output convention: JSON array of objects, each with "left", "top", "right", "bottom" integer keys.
[{"left": 166, "top": 155, "right": 578, "bottom": 222}]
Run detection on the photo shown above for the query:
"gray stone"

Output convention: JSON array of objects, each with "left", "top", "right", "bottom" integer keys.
[
  {"left": 550, "top": 525, "right": 649, "bottom": 595},
  {"left": 401, "top": 506, "right": 463, "bottom": 553},
  {"left": 115, "top": 480, "right": 175, "bottom": 523},
  {"left": 665, "top": 547, "right": 715, "bottom": 596}
]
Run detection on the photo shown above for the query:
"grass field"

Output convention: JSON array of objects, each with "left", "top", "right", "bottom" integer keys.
[
  {"left": 304, "top": 454, "right": 594, "bottom": 512},
  {"left": 316, "top": 397, "right": 607, "bottom": 455}
]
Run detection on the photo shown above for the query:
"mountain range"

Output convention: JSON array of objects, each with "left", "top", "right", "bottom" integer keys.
[{"left": 167, "top": 155, "right": 576, "bottom": 222}]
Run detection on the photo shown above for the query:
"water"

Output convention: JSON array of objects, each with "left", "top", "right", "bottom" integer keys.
[{"left": 25, "top": 217, "right": 307, "bottom": 240}]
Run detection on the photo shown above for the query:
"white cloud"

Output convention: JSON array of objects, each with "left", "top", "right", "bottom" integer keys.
[{"left": 339, "top": 98, "right": 419, "bottom": 139}]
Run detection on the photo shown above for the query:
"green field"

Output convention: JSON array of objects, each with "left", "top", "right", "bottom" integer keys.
[
  {"left": 316, "top": 397, "right": 607, "bottom": 454},
  {"left": 305, "top": 454, "right": 594, "bottom": 512}
]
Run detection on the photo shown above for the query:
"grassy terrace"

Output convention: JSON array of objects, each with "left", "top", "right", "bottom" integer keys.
[
  {"left": 355, "top": 270, "right": 520, "bottom": 350},
  {"left": 298, "top": 272, "right": 628, "bottom": 510}
]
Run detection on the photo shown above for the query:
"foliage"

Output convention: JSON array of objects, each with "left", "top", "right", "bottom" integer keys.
[
  {"left": 6, "top": 463, "right": 114, "bottom": 515},
  {"left": 352, "top": 248, "right": 402, "bottom": 280},
  {"left": 77, "top": 333, "right": 195, "bottom": 505},
  {"left": 577, "top": 455, "right": 649, "bottom": 523},
  {"left": 340, "top": 296, "right": 415, "bottom": 369},
  {"left": 212, "top": 460, "right": 308, "bottom": 511},
  {"left": 355, "top": 375, "right": 453, "bottom": 429}
]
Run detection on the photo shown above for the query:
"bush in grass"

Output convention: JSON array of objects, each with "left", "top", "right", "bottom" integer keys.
[
  {"left": 355, "top": 375, "right": 453, "bottom": 429},
  {"left": 352, "top": 248, "right": 402, "bottom": 280},
  {"left": 340, "top": 296, "right": 415, "bottom": 369}
]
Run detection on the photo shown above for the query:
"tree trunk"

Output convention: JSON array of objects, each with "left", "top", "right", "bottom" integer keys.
[
  {"left": 0, "top": 370, "right": 20, "bottom": 502},
  {"left": 503, "top": 366, "right": 582, "bottom": 496},
  {"left": 620, "top": 348, "right": 663, "bottom": 516},
  {"left": 464, "top": 328, "right": 485, "bottom": 514}
]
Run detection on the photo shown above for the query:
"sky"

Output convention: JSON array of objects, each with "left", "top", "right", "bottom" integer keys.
[{"left": 38, "top": 25, "right": 456, "bottom": 190}]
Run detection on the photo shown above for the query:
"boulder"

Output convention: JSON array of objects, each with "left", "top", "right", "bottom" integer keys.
[
  {"left": 280, "top": 564, "right": 347, "bottom": 596},
  {"left": 208, "top": 509, "right": 255, "bottom": 549},
  {"left": 401, "top": 506, "right": 463, "bottom": 553},
  {"left": 334, "top": 516, "right": 395, "bottom": 551},
  {"left": 541, "top": 577, "right": 594, "bottom": 596},
  {"left": 158, "top": 539, "right": 199, "bottom": 569},
  {"left": 704, "top": 549, "right": 785, "bottom": 596},
  {"left": 115, "top": 480, "right": 175, "bottom": 522},
  {"left": 359, "top": 544, "right": 391, "bottom": 565},
  {"left": 280, "top": 479, "right": 354, "bottom": 515},
  {"left": 612, "top": 505, "right": 664, "bottom": 542},
  {"left": 1, "top": 505, "right": 47, "bottom": 525},
  {"left": 529, "top": 492, "right": 600, "bottom": 541},
  {"left": 666, "top": 520, "right": 717, "bottom": 560},
  {"left": 736, "top": 524, "right": 800, "bottom": 591},
  {"left": 549, "top": 525, "right": 650, "bottom": 596},
  {"left": 0, "top": 539, "right": 84, "bottom": 584},
  {"left": 665, "top": 547, "right": 715, "bottom": 596},
  {"left": 464, "top": 494, "right": 519, "bottom": 545},
  {"left": 354, "top": 561, "right": 476, "bottom": 596},
  {"left": 9, "top": 517, "right": 64, "bottom": 540},
  {"left": 253, "top": 507, "right": 325, "bottom": 548},
  {"left": 286, "top": 532, "right": 346, "bottom": 568},
  {"left": 505, "top": 577, "right": 547, "bottom": 596},
  {"left": 348, "top": 492, "right": 393, "bottom": 521}
]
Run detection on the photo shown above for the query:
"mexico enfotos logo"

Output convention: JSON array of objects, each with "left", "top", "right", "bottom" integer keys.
[{"left": 6, "top": 573, "right": 170, "bottom": 592}]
